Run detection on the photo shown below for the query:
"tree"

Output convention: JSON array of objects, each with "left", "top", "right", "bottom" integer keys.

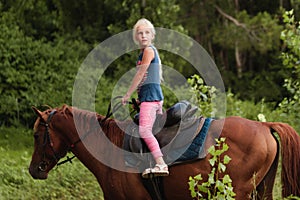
[
  {"left": 0, "top": 10, "right": 89, "bottom": 126},
  {"left": 0, "top": 0, "right": 60, "bottom": 40},
  {"left": 213, "top": 4, "right": 282, "bottom": 78},
  {"left": 177, "top": 0, "right": 289, "bottom": 102},
  {"left": 278, "top": 9, "right": 300, "bottom": 126}
]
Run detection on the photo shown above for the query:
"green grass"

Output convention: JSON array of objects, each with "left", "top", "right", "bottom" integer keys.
[{"left": 0, "top": 126, "right": 103, "bottom": 200}]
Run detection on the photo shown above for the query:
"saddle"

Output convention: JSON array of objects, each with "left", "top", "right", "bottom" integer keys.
[{"left": 123, "top": 100, "right": 211, "bottom": 170}]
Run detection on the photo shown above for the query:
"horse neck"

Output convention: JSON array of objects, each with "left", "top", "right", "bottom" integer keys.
[{"left": 54, "top": 110, "right": 127, "bottom": 184}]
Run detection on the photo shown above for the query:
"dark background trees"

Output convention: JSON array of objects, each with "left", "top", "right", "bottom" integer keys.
[{"left": 0, "top": 0, "right": 299, "bottom": 126}]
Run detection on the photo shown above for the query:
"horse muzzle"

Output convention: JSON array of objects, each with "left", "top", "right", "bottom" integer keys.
[{"left": 28, "top": 161, "right": 49, "bottom": 179}]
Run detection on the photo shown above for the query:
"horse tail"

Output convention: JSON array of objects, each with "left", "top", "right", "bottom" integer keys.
[{"left": 264, "top": 122, "right": 300, "bottom": 197}]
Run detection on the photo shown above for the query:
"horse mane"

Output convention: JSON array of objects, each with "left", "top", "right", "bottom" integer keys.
[{"left": 55, "top": 104, "right": 125, "bottom": 147}]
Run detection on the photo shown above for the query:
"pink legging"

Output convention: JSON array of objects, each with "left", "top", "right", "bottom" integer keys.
[{"left": 139, "top": 101, "right": 163, "bottom": 159}]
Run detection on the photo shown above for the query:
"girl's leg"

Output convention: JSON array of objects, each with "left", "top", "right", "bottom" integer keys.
[
  {"left": 139, "top": 102, "right": 163, "bottom": 159},
  {"left": 139, "top": 101, "right": 169, "bottom": 178}
]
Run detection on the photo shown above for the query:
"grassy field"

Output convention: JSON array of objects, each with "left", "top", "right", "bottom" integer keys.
[
  {"left": 0, "top": 126, "right": 103, "bottom": 200},
  {"left": 0, "top": 126, "right": 298, "bottom": 200}
]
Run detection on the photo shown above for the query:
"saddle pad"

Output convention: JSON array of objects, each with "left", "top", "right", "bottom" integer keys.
[{"left": 174, "top": 117, "right": 213, "bottom": 162}]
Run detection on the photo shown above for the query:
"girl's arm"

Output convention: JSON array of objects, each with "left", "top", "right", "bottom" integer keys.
[{"left": 122, "top": 47, "right": 154, "bottom": 104}]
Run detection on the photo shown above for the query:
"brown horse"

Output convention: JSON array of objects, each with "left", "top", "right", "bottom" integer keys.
[{"left": 29, "top": 105, "right": 300, "bottom": 200}]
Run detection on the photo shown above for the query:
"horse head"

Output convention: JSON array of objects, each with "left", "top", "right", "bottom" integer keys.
[{"left": 29, "top": 106, "right": 69, "bottom": 179}]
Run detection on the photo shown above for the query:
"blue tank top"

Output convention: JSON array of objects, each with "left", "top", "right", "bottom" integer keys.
[{"left": 137, "top": 45, "right": 164, "bottom": 102}]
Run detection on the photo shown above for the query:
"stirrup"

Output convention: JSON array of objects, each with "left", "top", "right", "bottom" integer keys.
[{"left": 142, "top": 164, "right": 169, "bottom": 178}]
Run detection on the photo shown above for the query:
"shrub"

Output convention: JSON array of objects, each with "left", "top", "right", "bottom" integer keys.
[{"left": 188, "top": 138, "right": 235, "bottom": 199}]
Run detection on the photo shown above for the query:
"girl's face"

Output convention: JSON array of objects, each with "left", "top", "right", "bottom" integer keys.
[{"left": 135, "top": 25, "right": 154, "bottom": 48}]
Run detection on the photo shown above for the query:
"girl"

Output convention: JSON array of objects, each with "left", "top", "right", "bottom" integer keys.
[{"left": 121, "top": 18, "right": 169, "bottom": 178}]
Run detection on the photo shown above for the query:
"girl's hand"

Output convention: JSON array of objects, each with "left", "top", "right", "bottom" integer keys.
[{"left": 121, "top": 94, "right": 130, "bottom": 105}]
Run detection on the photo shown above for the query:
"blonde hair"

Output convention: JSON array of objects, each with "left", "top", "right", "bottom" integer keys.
[
  {"left": 132, "top": 18, "right": 156, "bottom": 45},
  {"left": 132, "top": 18, "right": 163, "bottom": 82}
]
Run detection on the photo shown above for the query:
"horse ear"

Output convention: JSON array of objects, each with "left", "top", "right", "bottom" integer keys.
[{"left": 32, "top": 106, "right": 43, "bottom": 119}]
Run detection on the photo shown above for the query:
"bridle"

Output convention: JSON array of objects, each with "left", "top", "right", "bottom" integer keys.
[
  {"left": 36, "top": 97, "right": 140, "bottom": 169},
  {"left": 38, "top": 109, "right": 65, "bottom": 171}
]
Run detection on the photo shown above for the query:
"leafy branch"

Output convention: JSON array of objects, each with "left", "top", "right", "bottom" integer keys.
[{"left": 188, "top": 137, "right": 236, "bottom": 200}]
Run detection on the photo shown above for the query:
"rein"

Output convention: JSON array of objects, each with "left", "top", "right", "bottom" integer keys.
[
  {"left": 42, "top": 97, "right": 139, "bottom": 167},
  {"left": 101, "top": 96, "right": 139, "bottom": 122}
]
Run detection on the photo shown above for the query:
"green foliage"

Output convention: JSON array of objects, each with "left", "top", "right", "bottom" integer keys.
[
  {"left": 279, "top": 10, "right": 300, "bottom": 118},
  {"left": 0, "top": 11, "right": 89, "bottom": 126},
  {"left": 0, "top": 0, "right": 299, "bottom": 130},
  {"left": 179, "top": 0, "right": 287, "bottom": 102},
  {"left": 187, "top": 75, "right": 217, "bottom": 117},
  {"left": 221, "top": 68, "right": 286, "bottom": 103},
  {"left": 225, "top": 89, "right": 300, "bottom": 132},
  {"left": 275, "top": 10, "right": 300, "bottom": 131},
  {"left": 281, "top": 10, "right": 300, "bottom": 61},
  {"left": 212, "top": 10, "right": 282, "bottom": 54},
  {"left": 226, "top": 91, "right": 265, "bottom": 118},
  {"left": 285, "top": 196, "right": 300, "bottom": 200},
  {"left": 188, "top": 138, "right": 236, "bottom": 200},
  {"left": 107, "top": 0, "right": 184, "bottom": 33}
]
